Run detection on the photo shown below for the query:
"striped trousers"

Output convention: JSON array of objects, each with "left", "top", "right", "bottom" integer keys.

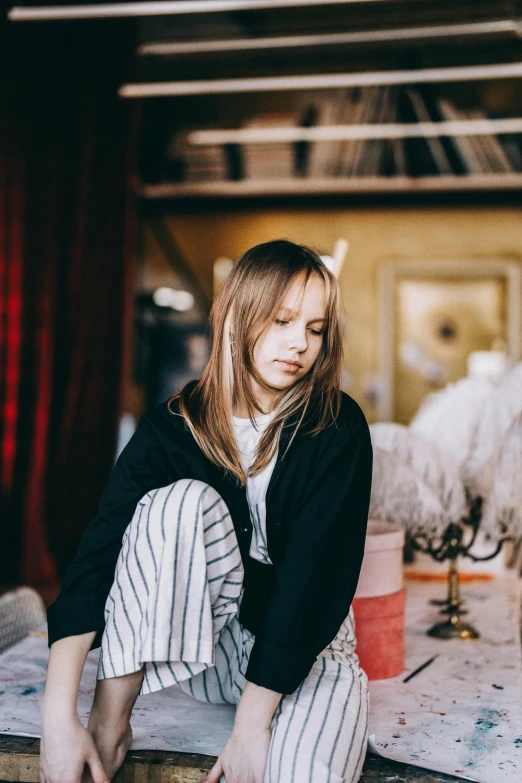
[{"left": 97, "top": 479, "right": 369, "bottom": 783}]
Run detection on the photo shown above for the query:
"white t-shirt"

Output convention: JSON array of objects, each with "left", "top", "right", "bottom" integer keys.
[{"left": 231, "top": 411, "right": 277, "bottom": 565}]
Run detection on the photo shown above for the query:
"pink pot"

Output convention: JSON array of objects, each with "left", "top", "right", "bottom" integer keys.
[
  {"left": 355, "top": 521, "right": 405, "bottom": 599},
  {"left": 352, "top": 522, "right": 406, "bottom": 680}
]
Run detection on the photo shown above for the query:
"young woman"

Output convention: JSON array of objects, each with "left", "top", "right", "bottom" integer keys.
[{"left": 41, "top": 239, "right": 373, "bottom": 783}]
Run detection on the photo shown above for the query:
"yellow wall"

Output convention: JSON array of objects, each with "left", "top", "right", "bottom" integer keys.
[{"left": 146, "top": 206, "right": 522, "bottom": 421}]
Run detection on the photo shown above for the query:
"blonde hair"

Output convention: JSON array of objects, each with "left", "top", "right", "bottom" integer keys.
[{"left": 169, "top": 239, "right": 344, "bottom": 486}]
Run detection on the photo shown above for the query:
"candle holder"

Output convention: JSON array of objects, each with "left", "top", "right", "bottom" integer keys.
[{"left": 410, "top": 496, "right": 509, "bottom": 640}]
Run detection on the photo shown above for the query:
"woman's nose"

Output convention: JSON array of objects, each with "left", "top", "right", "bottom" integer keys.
[{"left": 287, "top": 324, "right": 308, "bottom": 352}]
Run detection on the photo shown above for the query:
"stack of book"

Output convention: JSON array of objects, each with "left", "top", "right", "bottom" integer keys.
[
  {"left": 308, "top": 86, "right": 403, "bottom": 177},
  {"left": 437, "top": 100, "right": 521, "bottom": 174},
  {"left": 303, "top": 86, "right": 522, "bottom": 178},
  {"left": 166, "top": 89, "right": 522, "bottom": 183},
  {"left": 241, "top": 111, "right": 301, "bottom": 180},
  {"left": 168, "top": 130, "right": 229, "bottom": 182}
]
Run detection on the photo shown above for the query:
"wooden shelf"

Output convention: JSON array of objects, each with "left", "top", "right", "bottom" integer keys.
[{"left": 140, "top": 174, "right": 522, "bottom": 200}]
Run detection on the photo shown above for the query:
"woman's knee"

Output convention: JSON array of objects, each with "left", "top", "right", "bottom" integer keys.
[
  {"left": 137, "top": 479, "right": 229, "bottom": 531},
  {"left": 138, "top": 478, "right": 213, "bottom": 505}
]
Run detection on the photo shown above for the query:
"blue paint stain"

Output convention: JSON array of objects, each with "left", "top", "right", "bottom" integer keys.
[
  {"left": 475, "top": 718, "right": 498, "bottom": 730},
  {"left": 463, "top": 707, "right": 503, "bottom": 767}
]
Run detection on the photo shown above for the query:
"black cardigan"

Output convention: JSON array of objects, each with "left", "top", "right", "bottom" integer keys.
[{"left": 47, "top": 384, "right": 373, "bottom": 695}]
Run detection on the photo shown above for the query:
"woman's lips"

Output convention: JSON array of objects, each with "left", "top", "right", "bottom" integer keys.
[{"left": 277, "top": 360, "right": 301, "bottom": 373}]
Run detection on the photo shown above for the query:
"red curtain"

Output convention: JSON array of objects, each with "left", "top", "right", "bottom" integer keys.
[{"left": 0, "top": 17, "right": 137, "bottom": 588}]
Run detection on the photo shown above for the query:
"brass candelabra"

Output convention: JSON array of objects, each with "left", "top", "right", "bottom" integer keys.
[{"left": 410, "top": 496, "right": 509, "bottom": 640}]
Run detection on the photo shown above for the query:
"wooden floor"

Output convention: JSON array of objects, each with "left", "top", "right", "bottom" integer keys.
[{"left": 0, "top": 735, "right": 466, "bottom": 783}]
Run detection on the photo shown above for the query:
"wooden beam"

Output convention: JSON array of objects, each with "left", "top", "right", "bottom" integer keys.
[
  {"left": 138, "top": 21, "right": 520, "bottom": 57},
  {"left": 8, "top": 0, "right": 397, "bottom": 22},
  {"left": 0, "top": 737, "right": 214, "bottom": 783},
  {"left": 0, "top": 735, "right": 468, "bottom": 782},
  {"left": 140, "top": 174, "right": 522, "bottom": 200},
  {"left": 188, "top": 117, "right": 522, "bottom": 145},
  {"left": 119, "top": 62, "right": 522, "bottom": 98}
]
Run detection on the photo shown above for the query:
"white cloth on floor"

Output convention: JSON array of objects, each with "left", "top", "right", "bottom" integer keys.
[{"left": 368, "top": 575, "right": 522, "bottom": 783}]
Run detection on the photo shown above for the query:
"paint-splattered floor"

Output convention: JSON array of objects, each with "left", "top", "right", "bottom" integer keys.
[
  {"left": 368, "top": 575, "right": 522, "bottom": 783},
  {"left": 0, "top": 577, "right": 520, "bottom": 783}
]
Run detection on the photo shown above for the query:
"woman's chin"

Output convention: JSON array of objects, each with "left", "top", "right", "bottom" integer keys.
[{"left": 265, "top": 372, "right": 299, "bottom": 390}]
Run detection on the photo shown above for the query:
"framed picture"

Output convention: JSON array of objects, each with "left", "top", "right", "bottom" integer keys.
[{"left": 377, "top": 259, "right": 521, "bottom": 422}]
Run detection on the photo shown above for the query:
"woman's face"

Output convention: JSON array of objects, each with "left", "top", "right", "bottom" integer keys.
[{"left": 252, "top": 272, "right": 327, "bottom": 396}]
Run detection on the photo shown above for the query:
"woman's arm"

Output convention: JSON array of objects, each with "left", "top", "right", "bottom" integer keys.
[
  {"left": 204, "top": 682, "right": 282, "bottom": 783},
  {"left": 42, "top": 406, "right": 183, "bottom": 782},
  {"left": 47, "top": 410, "right": 174, "bottom": 650},
  {"left": 43, "top": 633, "right": 95, "bottom": 720},
  {"left": 40, "top": 633, "right": 109, "bottom": 783},
  {"left": 234, "top": 681, "right": 282, "bottom": 732}
]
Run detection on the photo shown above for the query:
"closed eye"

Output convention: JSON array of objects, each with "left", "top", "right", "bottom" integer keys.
[{"left": 275, "top": 319, "right": 323, "bottom": 336}]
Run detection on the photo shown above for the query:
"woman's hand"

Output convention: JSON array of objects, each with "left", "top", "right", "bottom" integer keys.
[
  {"left": 40, "top": 715, "right": 109, "bottom": 783},
  {"left": 203, "top": 725, "right": 271, "bottom": 783},
  {"left": 41, "top": 633, "right": 105, "bottom": 783},
  {"left": 203, "top": 679, "right": 281, "bottom": 782}
]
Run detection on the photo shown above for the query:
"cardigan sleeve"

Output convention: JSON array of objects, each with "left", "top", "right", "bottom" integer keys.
[
  {"left": 244, "top": 415, "right": 373, "bottom": 695},
  {"left": 47, "top": 411, "right": 175, "bottom": 649}
]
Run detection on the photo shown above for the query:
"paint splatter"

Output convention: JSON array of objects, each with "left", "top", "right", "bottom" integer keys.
[{"left": 463, "top": 707, "right": 504, "bottom": 766}]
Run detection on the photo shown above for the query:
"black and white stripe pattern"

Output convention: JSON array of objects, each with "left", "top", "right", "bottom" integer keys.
[
  {"left": 250, "top": 500, "right": 271, "bottom": 563},
  {"left": 98, "top": 479, "right": 368, "bottom": 782}
]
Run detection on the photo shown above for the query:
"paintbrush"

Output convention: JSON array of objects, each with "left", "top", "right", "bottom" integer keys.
[{"left": 402, "top": 653, "right": 439, "bottom": 683}]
